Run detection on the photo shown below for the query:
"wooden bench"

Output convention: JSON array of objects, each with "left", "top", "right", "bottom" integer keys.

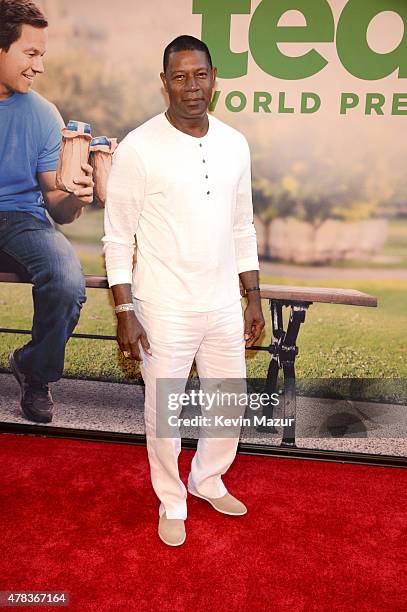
[
  {"left": 0, "top": 271, "right": 377, "bottom": 447},
  {"left": 258, "top": 284, "right": 377, "bottom": 446}
]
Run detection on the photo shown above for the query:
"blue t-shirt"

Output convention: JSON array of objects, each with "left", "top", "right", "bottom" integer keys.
[{"left": 0, "top": 90, "right": 64, "bottom": 220}]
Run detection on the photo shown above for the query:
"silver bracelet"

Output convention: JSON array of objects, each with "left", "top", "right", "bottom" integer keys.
[{"left": 114, "top": 303, "right": 135, "bottom": 314}]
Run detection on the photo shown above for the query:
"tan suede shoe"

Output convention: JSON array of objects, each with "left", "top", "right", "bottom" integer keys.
[
  {"left": 158, "top": 513, "right": 186, "bottom": 546},
  {"left": 188, "top": 488, "right": 247, "bottom": 516}
]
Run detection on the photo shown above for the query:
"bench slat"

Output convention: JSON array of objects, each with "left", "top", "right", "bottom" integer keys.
[
  {"left": 0, "top": 273, "right": 24, "bottom": 284},
  {"left": 83, "top": 275, "right": 109, "bottom": 289},
  {"left": 0, "top": 273, "right": 377, "bottom": 307},
  {"left": 260, "top": 284, "right": 377, "bottom": 307},
  {"left": 0, "top": 272, "right": 110, "bottom": 290}
]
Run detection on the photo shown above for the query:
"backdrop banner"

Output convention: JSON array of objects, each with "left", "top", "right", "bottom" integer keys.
[{"left": 0, "top": 0, "right": 406, "bottom": 457}]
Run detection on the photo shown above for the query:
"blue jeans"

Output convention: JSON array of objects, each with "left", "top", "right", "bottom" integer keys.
[{"left": 0, "top": 211, "right": 86, "bottom": 383}]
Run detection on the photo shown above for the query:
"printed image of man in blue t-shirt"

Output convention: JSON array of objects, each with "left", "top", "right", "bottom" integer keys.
[{"left": 0, "top": 0, "right": 94, "bottom": 424}]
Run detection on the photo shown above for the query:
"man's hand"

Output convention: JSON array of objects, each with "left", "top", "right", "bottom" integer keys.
[
  {"left": 244, "top": 297, "right": 265, "bottom": 347},
  {"left": 116, "top": 311, "right": 152, "bottom": 362},
  {"left": 239, "top": 270, "right": 265, "bottom": 346},
  {"left": 39, "top": 164, "right": 94, "bottom": 224},
  {"left": 72, "top": 163, "right": 94, "bottom": 205}
]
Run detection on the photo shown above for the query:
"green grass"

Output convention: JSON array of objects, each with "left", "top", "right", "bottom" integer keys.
[
  {"left": 1, "top": 212, "right": 405, "bottom": 401},
  {"left": 253, "top": 276, "right": 407, "bottom": 380},
  {"left": 0, "top": 285, "right": 139, "bottom": 382},
  {"left": 57, "top": 206, "right": 105, "bottom": 245},
  {"left": 1, "top": 277, "right": 406, "bottom": 387},
  {"left": 75, "top": 248, "right": 106, "bottom": 276},
  {"left": 58, "top": 208, "right": 104, "bottom": 245}
]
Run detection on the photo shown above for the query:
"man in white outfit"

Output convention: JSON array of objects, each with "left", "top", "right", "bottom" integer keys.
[{"left": 103, "top": 35, "right": 264, "bottom": 546}]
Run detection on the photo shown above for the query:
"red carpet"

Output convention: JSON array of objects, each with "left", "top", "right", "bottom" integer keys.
[{"left": 0, "top": 433, "right": 406, "bottom": 612}]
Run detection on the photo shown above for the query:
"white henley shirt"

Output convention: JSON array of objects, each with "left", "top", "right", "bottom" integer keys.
[{"left": 102, "top": 112, "right": 259, "bottom": 312}]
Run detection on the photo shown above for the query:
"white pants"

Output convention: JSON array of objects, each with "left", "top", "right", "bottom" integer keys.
[{"left": 134, "top": 299, "right": 246, "bottom": 519}]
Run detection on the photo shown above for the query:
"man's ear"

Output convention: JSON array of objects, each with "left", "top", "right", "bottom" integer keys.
[{"left": 160, "top": 71, "right": 168, "bottom": 94}]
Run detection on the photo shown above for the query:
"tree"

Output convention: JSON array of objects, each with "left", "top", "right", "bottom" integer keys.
[{"left": 34, "top": 50, "right": 161, "bottom": 140}]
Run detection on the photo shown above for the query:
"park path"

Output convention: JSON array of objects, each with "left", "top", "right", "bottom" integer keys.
[
  {"left": 259, "top": 261, "right": 407, "bottom": 281},
  {"left": 71, "top": 242, "right": 407, "bottom": 281}
]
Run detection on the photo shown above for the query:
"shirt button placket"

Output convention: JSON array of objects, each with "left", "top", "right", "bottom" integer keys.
[{"left": 200, "top": 142, "right": 210, "bottom": 196}]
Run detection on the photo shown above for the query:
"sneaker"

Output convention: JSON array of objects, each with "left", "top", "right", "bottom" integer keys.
[
  {"left": 9, "top": 350, "right": 53, "bottom": 424},
  {"left": 158, "top": 513, "right": 186, "bottom": 546},
  {"left": 188, "top": 487, "right": 247, "bottom": 516}
]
